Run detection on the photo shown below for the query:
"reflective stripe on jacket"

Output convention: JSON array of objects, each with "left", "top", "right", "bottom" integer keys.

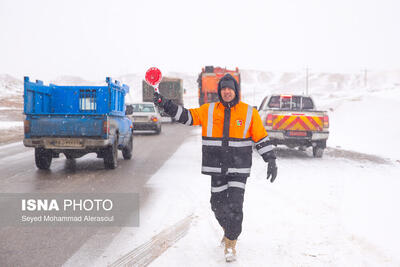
[
  {"left": 172, "top": 101, "right": 274, "bottom": 176},
  {"left": 170, "top": 101, "right": 275, "bottom": 176}
]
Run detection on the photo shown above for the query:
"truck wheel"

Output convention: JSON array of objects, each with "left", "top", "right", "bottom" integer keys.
[
  {"left": 154, "top": 125, "right": 161, "bottom": 135},
  {"left": 313, "top": 146, "right": 324, "bottom": 158},
  {"left": 64, "top": 152, "right": 74, "bottom": 160},
  {"left": 122, "top": 134, "right": 133, "bottom": 160},
  {"left": 104, "top": 137, "right": 118, "bottom": 169},
  {"left": 35, "top": 148, "right": 52, "bottom": 170}
]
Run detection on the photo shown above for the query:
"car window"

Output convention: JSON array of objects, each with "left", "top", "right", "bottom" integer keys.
[
  {"left": 281, "top": 97, "right": 291, "bottom": 109},
  {"left": 132, "top": 104, "right": 155, "bottom": 112},
  {"left": 302, "top": 97, "right": 314, "bottom": 109},
  {"left": 267, "top": 96, "right": 280, "bottom": 108},
  {"left": 266, "top": 96, "right": 314, "bottom": 110},
  {"left": 291, "top": 96, "right": 301, "bottom": 110},
  {"left": 259, "top": 96, "right": 268, "bottom": 111}
]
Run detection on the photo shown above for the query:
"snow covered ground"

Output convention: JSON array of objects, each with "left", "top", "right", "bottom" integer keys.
[
  {"left": 89, "top": 126, "right": 400, "bottom": 266},
  {"left": 0, "top": 121, "right": 22, "bottom": 130},
  {"left": 149, "top": 139, "right": 400, "bottom": 267},
  {"left": 327, "top": 87, "right": 400, "bottom": 160},
  {"left": 88, "top": 81, "right": 400, "bottom": 266}
]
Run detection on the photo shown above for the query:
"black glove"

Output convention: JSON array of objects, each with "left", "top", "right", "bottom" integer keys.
[
  {"left": 266, "top": 158, "right": 278, "bottom": 183},
  {"left": 153, "top": 92, "right": 167, "bottom": 108}
]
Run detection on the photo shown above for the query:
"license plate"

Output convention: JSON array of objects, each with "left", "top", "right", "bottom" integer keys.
[
  {"left": 133, "top": 116, "right": 149, "bottom": 122},
  {"left": 50, "top": 139, "right": 83, "bottom": 147},
  {"left": 288, "top": 131, "right": 307, "bottom": 137}
]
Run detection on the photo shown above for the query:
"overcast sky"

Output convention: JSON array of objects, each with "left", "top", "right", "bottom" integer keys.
[{"left": 0, "top": 0, "right": 399, "bottom": 80}]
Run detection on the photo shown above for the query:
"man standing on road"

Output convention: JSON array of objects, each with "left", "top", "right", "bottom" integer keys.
[{"left": 153, "top": 73, "right": 278, "bottom": 262}]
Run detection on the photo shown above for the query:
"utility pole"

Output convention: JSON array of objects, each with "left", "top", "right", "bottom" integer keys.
[
  {"left": 253, "top": 87, "right": 255, "bottom": 107},
  {"left": 305, "top": 67, "right": 309, "bottom": 95},
  {"left": 363, "top": 68, "right": 368, "bottom": 88}
]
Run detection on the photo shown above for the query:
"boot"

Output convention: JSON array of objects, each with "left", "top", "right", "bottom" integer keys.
[
  {"left": 224, "top": 237, "right": 237, "bottom": 262},
  {"left": 220, "top": 227, "right": 225, "bottom": 247}
]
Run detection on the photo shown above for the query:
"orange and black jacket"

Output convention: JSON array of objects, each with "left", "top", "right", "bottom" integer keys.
[{"left": 163, "top": 100, "right": 276, "bottom": 177}]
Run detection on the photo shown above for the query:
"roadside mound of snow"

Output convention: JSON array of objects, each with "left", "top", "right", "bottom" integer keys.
[
  {"left": 0, "top": 121, "right": 22, "bottom": 130},
  {"left": 328, "top": 88, "right": 400, "bottom": 160}
]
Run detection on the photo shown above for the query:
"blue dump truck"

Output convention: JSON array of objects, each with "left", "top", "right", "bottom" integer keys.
[{"left": 23, "top": 77, "right": 134, "bottom": 170}]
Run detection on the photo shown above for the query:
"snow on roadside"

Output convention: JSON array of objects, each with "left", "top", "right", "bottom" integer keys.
[
  {"left": 0, "top": 107, "right": 19, "bottom": 110},
  {"left": 149, "top": 138, "right": 400, "bottom": 266},
  {"left": 0, "top": 121, "right": 22, "bottom": 130},
  {"left": 325, "top": 87, "right": 400, "bottom": 160},
  {"left": 89, "top": 81, "right": 400, "bottom": 266},
  {"left": 340, "top": 162, "right": 400, "bottom": 264},
  {"left": 87, "top": 125, "right": 400, "bottom": 266},
  {"left": 86, "top": 128, "right": 206, "bottom": 267}
]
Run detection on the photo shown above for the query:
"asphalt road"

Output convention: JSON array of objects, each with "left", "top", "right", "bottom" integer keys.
[{"left": 0, "top": 123, "right": 193, "bottom": 267}]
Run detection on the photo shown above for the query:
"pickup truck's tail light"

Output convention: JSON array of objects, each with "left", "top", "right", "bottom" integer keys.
[
  {"left": 151, "top": 116, "right": 158, "bottom": 122},
  {"left": 323, "top": 115, "right": 329, "bottom": 128},
  {"left": 24, "top": 120, "right": 30, "bottom": 134},
  {"left": 103, "top": 120, "right": 110, "bottom": 134},
  {"left": 266, "top": 114, "right": 273, "bottom": 126}
]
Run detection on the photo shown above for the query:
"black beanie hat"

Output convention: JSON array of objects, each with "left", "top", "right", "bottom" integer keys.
[
  {"left": 219, "top": 79, "right": 236, "bottom": 90},
  {"left": 218, "top": 73, "right": 240, "bottom": 107}
]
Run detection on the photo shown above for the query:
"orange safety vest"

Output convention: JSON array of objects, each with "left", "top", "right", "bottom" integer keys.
[{"left": 186, "top": 101, "right": 271, "bottom": 176}]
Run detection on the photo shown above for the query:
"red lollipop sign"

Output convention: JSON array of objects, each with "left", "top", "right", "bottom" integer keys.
[{"left": 145, "top": 67, "right": 162, "bottom": 93}]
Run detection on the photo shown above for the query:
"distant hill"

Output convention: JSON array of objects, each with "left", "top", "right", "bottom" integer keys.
[
  {"left": 0, "top": 74, "right": 23, "bottom": 98},
  {"left": 1, "top": 69, "right": 399, "bottom": 107}
]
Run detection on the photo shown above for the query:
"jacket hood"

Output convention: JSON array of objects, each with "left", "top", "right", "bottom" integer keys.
[{"left": 218, "top": 73, "right": 240, "bottom": 108}]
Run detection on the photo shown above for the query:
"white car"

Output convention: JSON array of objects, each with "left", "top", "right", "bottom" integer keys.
[{"left": 126, "top": 102, "right": 162, "bottom": 134}]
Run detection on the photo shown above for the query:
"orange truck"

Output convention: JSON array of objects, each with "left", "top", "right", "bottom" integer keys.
[
  {"left": 197, "top": 66, "right": 240, "bottom": 106},
  {"left": 258, "top": 94, "right": 329, "bottom": 157}
]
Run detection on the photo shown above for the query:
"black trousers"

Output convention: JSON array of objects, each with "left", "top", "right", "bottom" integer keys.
[{"left": 210, "top": 175, "right": 248, "bottom": 241}]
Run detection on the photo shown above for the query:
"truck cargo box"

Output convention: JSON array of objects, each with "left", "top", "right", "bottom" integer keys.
[
  {"left": 24, "top": 77, "right": 127, "bottom": 116},
  {"left": 23, "top": 77, "right": 133, "bottom": 169}
]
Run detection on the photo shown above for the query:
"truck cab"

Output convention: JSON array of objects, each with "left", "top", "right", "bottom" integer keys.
[{"left": 197, "top": 66, "right": 240, "bottom": 106}]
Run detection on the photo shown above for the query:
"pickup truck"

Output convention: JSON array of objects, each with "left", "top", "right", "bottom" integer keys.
[
  {"left": 258, "top": 94, "right": 329, "bottom": 157},
  {"left": 23, "top": 77, "right": 134, "bottom": 169}
]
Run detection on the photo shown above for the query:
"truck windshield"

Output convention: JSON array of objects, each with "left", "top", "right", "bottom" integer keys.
[
  {"left": 267, "top": 96, "right": 314, "bottom": 110},
  {"left": 132, "top": 104, "right": 155, "bottom": 112}
]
